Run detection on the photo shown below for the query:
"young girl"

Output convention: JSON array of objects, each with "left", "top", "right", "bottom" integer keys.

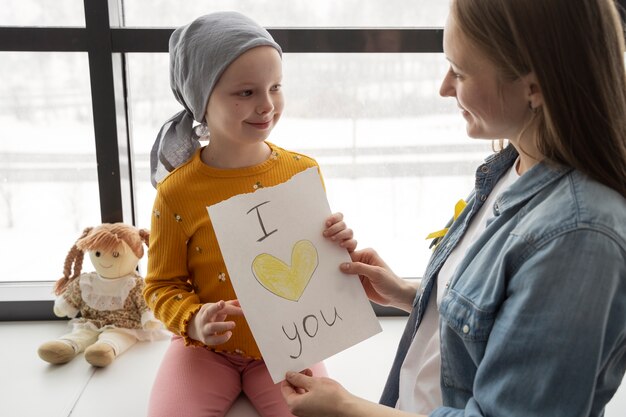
[
  {"left": 282, "top": 0, "right": 626, "bottom": 416},
  {"left": 144, "top": 11, "right": 356, "bottom": 417}
]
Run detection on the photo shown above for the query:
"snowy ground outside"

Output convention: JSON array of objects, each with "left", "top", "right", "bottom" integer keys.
[{"left": 0, "top": 114, "right": 489, "bottom": 293}]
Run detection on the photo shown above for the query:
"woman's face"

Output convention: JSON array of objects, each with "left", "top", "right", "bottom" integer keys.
[{"left": 439, "top": 13, "right": 530, "bottom": 141}]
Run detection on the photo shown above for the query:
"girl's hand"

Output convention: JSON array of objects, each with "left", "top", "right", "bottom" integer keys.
[
  {"left": 281, "top": 370, "right": 352, "bottom": 417},
  {"left": 323, "top": 212, "right": 357, "bottom": 253},
  {"left": 340, "top": 248, "right": 418, "bottom": 313},
  {"left": 187, "top": 300, "right": 242, "bottom": 345}
]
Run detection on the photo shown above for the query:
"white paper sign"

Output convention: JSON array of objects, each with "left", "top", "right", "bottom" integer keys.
[{"left": 208, "top": 167, "right": 382, "bottom": 383}]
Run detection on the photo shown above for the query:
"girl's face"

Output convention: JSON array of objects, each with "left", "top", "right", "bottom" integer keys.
[
  {"left": 439, "top": 13, "right": 530, "bottom": 141},
  {"left": 205, "top": 46, "right": 284, "bottom": 148},
  {"left": 89, "top": 241, "right": 139, "bottom": 279}
]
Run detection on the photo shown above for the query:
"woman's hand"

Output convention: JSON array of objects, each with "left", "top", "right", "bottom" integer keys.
[
  {"left": 282, "top": 370, "right": 353, "bottom": 417},
  {"left": 323, "top": 212, "right": 357, "bottom": 253},
  {"left": 187, "top": 300, "right": 243, "bottom": 345},
  {"left": 282, "top": 371, "right": 419, "bottom": 417},
  {"left": 340, "top": 248, "right": 418, "bottom": 313}
]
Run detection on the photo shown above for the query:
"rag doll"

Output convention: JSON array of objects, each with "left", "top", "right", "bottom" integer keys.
[{"left": 38, "top": 223, "right": 166, "bottom": 367}]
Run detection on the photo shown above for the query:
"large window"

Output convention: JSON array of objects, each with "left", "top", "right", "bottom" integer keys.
[
  {"left": 0, "top": 1, "right": 505, "bottom": 314},
  {"left": 0, "top": 52, "right": 100, "bottom": 298},
  {"left": 1, "top": 0, "right": 84, "bottom": 26},
  {"left": 122, "top": 0, "right": 450, "bottom": 27},
  {"left": 128, "top": 52, "right": 489, "bottom": 277}
]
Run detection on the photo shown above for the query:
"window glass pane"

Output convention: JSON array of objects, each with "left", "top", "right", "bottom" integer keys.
[
  {"left": 2, "top": 0, "right": 84, "bottom": 26},
  {"left": 123, "top": 0, "right": 449, "bottom": 27},
  {"left": 0, "top": 52, "right": 100, "bottom": 283},
  {"left": 129, "top": 53, "right": 491, "bottom": 277}
]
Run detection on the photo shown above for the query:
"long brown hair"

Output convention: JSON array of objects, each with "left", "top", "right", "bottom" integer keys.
[
  {"left": 452, "top": 0, "right": 626, "bottom": 197},
  {"left": 54, "top": 223, "right": 150, "bottom": 295}
]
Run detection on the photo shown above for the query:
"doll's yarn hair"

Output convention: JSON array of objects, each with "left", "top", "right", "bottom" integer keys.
[{"left": 54, "top": 223, "right": 150, "bottom": 295}]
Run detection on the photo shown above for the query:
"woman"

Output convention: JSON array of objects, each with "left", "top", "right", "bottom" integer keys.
[{"left": 281, "top": 0, "right": 626, "bottom": 416}]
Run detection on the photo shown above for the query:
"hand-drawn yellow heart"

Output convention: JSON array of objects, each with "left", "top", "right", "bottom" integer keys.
[{"left": 252, "top": 240, "right": 318, "bottom": 302}]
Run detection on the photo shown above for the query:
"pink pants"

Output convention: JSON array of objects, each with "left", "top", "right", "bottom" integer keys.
[{"left": 147, "top": 336, "right": 327, "bottom": 417}]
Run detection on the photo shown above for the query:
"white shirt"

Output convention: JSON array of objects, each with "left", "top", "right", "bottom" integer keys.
[{"left": 396, "top": 160, "right": 520, "bottom": 413}]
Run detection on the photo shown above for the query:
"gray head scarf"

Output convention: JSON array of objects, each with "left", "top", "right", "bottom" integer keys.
[{"left": 150, "top": 11, "right": 282, "bottom": 187}]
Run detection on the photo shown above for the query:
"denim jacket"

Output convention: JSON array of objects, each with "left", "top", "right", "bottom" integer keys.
[{"left": 380, "top": 146, "right": 626, "bottom": 416}]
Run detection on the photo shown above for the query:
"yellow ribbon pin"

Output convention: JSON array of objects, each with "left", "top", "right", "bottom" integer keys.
[{"left": 426, "top": 199, "right": 467, "bottom": 242}]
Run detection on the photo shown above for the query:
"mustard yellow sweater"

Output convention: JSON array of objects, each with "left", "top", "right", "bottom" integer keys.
[{"left": 144, "top": 142, "right": 320, "bottom": 359}]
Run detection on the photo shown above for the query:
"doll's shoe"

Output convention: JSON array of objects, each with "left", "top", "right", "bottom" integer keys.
[
  {"left": 38, "top": 340, "right": 78, "bottom": 364},
  {"left": 84, "top": 342, "right": 116, "bottom": 367}
]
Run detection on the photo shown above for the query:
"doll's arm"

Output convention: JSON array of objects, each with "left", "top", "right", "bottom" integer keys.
[
  {"left": 141, "top": 310, "right": 163, "bottom": 330},
  {"left": 52, "top": 277, "right": 82, "bottom": 318},
  {"left": 53, "top": 296, "right": 79, "bottom": 318}
]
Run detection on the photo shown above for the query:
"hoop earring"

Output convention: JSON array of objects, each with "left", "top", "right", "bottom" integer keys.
[
  {"left": 193, "top": 123, "right": 210, "bottom": 140},
  {"left": 528, "top": 102, "right": 538, "bottom": 114}
]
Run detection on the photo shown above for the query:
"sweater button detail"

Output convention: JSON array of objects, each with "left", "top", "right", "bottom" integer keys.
[
  {"left": 270, "top": 151, "right": 279, "bottom": 160},
  {"left": 218, "top": 272, "right": 226, "bottom": 282},
  {"left": 153, "top": 209, "right": 160, "bottom": 218},
  {"left": 253, "top": 182, "right": 263, "bottom": 190},
  {"left": 195, "top": 246, "right": 202, "bottom": 253},
  {"left": 174, "top": 214, "right": 182, "bottom": 222},
  {"left": 462, "top": 324, "right": 470, "bottom": 334},
  {"left": 293, "top": 155, "right": 302, "bottom": 160}
]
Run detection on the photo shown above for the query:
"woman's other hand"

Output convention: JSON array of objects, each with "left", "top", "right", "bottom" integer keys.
[
  {"left": 341, "top": 249, "right": 418, "bottom": 313},
  {"left": 282, "top": 370, "right": 352, "bottom": 417},
  {"left": 282, "top": 370, "right": 419, "bottom": 417}
]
